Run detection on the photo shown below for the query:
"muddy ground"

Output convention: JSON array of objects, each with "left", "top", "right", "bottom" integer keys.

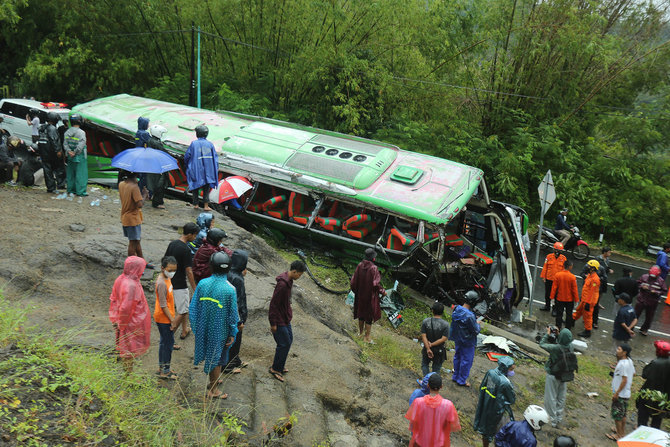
[{"left": 0, "top": 184, "right": 666, "bottom": 446}]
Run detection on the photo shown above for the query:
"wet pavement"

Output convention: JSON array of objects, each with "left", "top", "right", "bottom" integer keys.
[{"left": 520, "top": 245, "right": 669, "bottom": 362}]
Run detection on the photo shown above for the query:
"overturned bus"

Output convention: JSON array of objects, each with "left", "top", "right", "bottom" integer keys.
[{"left": 73, "top": 94, "right": 533, "bottom": 315}]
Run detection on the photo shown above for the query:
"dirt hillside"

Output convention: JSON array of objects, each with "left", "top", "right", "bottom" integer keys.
[{"left": 0, "top": 184, "right": 657, "bottom": 446}]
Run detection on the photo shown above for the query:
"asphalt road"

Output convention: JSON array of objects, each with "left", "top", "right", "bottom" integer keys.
[{"left": 521, "top": 245, "right": 669, "bottom": 361}]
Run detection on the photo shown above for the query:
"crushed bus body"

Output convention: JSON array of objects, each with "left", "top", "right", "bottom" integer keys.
[{"left": 73, "top": 94, "right": 533, "bottom": 316}]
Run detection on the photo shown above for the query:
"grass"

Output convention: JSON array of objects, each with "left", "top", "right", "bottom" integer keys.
[
  {"left": 0, "top": 293, "right": 301, "bottom": 446},
  {"left": 353, "top": 334, "right": 421, "bottom": 371}
]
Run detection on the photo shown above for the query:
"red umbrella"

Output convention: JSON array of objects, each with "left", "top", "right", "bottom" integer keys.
[{"left": 209, "top": 176, "right": 253, "bottom": 204}]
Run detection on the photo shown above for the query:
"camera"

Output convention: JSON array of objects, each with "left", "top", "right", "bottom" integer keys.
[{"left": 547, "top": 325, "right": 559, "bottom": 335}]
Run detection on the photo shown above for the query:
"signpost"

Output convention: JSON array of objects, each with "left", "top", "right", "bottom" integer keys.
[{"left": 529, "top": 170, "right": 555, "bottom": 316}]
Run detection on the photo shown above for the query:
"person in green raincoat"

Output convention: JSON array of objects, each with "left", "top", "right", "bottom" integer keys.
[
  {"left": 63, "top": 114, "right": 88, "bottom": 197},
  {"left": 473, "top": 356, "right": 516, "bottom": 447}
]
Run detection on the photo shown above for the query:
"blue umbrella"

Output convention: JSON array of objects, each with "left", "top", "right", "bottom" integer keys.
[{"left": 111, "top": 147, "right": 179, "bottom": 174}]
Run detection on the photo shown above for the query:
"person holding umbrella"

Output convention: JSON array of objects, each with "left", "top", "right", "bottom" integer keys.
[{"left": 184, "top": 125, "right": 218, "bottom": 211}]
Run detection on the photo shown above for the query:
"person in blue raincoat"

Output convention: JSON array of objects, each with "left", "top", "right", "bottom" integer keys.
[
  {"left": 474, "top": 356, "right": 516, "bottom": 447},
  {"left": 494, "top": 405, "right": 549, "bottom": 447},
  {"left": 184, "top": 125, "right": 218, "bottom": 211},
  {"left": 450, "top": 290, "right": 481, "bottom": 387},
  {"left": 409, "top": 372, "right": 435, "bottom": 406},
  {"left": 189, "top": 252, "right": 238, "bottom": 399},
  {"left": 135, "top": 117, "right": 151, "bottom": 147}
]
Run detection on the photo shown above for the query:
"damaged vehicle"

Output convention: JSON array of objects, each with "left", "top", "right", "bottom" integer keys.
[{"left": 72, "top": 94, "right": 532, "bottom": 316}]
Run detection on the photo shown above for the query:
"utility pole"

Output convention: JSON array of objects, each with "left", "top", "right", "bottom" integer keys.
[
  {"left": 189, "top": 22, "right": 195, "bottom": 107},
  {"left": 197, "top": 27, "right": 201, "bottom": 109}
]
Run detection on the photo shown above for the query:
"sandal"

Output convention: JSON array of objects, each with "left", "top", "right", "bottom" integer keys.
[
  {"left": 456, "top": 382, "right": 471, "bottom": 388},
  {"left": 159, "top": 371, "right": 178, "bottom": 380},
  {"left": 282, "top": 368, "right": 288, "bottom": 374},
  {"left": 605, "top": 433, "right": 619, "bottom": 441},
  {"left": 207, "top": 391, "right": 228, "bottom": 399},
  {"left": 180, "top": 329, "right": 191, "bottom": 340},
  {"left": 269, "top": 368, "right": 285, "bottom": 382},
  {"left": 172, "top": 344, "right": 182, "bottom": 351}
]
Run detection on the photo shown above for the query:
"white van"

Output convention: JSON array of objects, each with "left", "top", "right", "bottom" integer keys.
[{"left": 0, "top": 98, "right": 70, "bottom": 143}]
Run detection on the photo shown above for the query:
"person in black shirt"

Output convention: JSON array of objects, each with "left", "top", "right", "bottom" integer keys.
[
  {"left": 420, "top": 301, "right": 450, "bottom": 376},
  {"left": 636, "top": 340, "right": 670, "bottom": 428},
  {"left": 612, "top": 268, "right": 639, "bottom": 300},
  {"left": 164, "top": 222, "right": 199, "bottom": 340}
]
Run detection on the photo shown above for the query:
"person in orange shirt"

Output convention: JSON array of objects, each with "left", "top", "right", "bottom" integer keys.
[
  {"left": 550, "top": 260, "right": 579, "bottom": 329},
  {"left": 572, "top": 260, "right": 601, "bottom": 338},
  {"left": 154, "top": 256, "right": 182, "bottom": 379},
  {"left": 540, "top": 242, "right": 567, "bottom": 315}
]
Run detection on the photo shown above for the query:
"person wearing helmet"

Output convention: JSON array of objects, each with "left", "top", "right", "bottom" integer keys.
[
  {"left": 25, "top": 108, "right": 40, "bottom": 143},
  {"left": 579, "top": 247, "right": 612, "bottom": 329},
  {"left": 449, "top": 290, "right": 481, "bottom": 387},
  {"left": 184, "top": 124, "right": 218, "bottom": 211},
  {"left": 474, "top": 357, "right": 516, "bottom": 447},
  {"left": 494, "top": 405, "right": 548, "bottom": 447},
  {"left": 189, "top": 251, "right": 239, "bottom": 399},
  {"left": 634, "top": 265, "right": 668, "bottom": 336},
  {"left": 0, "top": 135, "right": 22, "bottom": 183},
  {"left": 63, "top": 114, "right": 88, "bottom": 197},
  {"left": 636, "top": 340, "right": 670, "bottom": 428},
  {"left": 554, "top": 208, "right": 573, "bottom": 245},
  {"left": 146, "top": 124, "right": 169, "bottom": 209},
  {"left": 540, "top": 327, "right": 576, "bottom": 428},
  {"left": 192, "top": 227, "right": 232, "bottom": 284},
  {"left": 540, "top": 242, "right": 567, "bottom": 314},
  {"left": 572, "top": 259, "right": 600, "bottom": 338},
  {"left": 553, "top": 435, "right": 577, "bottom": 447},
  {"left": 550, "top": 260, "right": 579, "bottom": 329},
  {"left": 38, "top": 111, "right": 65, "bottom": 193}
]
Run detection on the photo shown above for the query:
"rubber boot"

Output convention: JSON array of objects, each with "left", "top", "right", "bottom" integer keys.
[{"left": 577, "top": 330, "right": 591, "bottom": 338}]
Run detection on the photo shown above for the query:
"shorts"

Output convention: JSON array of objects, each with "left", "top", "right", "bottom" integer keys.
[
  {"left": 173, "top": 288, "right": 191, "bottom": 314},
  {"left": 122, "top": 225, "right": 141, "bottom": 241},
  {"left": 611, "top": 397, "right": 629, "bottom": 421}
]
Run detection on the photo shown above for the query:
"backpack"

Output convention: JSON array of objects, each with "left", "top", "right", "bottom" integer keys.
[{"left": 550, "top": 347, "right": 578, "bottom": 382}]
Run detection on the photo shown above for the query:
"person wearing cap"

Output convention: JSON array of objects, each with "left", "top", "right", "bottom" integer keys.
[
  {"left": 540, "top": 242, "right": 567, "bottom": 314},
  {"left": 405, "top": 374, "right": 461, "bottom": 447},
  {"left": 572, "top": 259, "right": 600, "bottom": 338},
  {"left": 63, "top": 114, "right": 88, "bottom": 197},
  {"left": 350, "top": 248, "right": 386, "bottom": 344},
  {"left": 189, "top": 251, "right": 239, "bottom": 399},
  {"left": 554, "top": 208, "right": 573, "bottom": 246},
  {"left": 608, "top": 343, "right": 635, "bottom": 441},
  {"left": 634, "top": 265, "right": 668, "bottom": 336},
  {"left": 409, "top": 372, "right": 435, "bottom": 406},
  {"left": 612, "top": 293, "right": 637, "bottom": 350},
  {"left": 550, "top": 260, "right": 579, "bottom": 329},
  {"left": 450, "top": 290, "right": 481, "bottom": 387},
  {"left": 268, "top": 260, "right": 306, "bottom": 382},
  {"left": 474, "top": 357, "right": 516, "bottom": 447},
  {"left": 636, "top": 340, "right": 670, "bottom": 428},
  {"left": 420, "top": 301, "right": 450, "bottom": 375}
]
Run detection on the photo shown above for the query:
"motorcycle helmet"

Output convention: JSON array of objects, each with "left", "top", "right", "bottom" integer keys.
[
  {"left": 46, "top": 111, "right": 59, "bottom": 124},
  {"left": 195, "top": 125, "right": 209, "bottom": 138},
  {"left": 654, "top": 340, "right": 670, "bottom": 358},
  {"left": 69, "top": 114, "right": 82, "bottom": 126},
  {"left": 209, "top": 251, "right": 230, "bottom": 273},
  {"left": 649, "top": 265, "right": 661, "bottom": 277},
  {"left": 206, "top": 228, "right": 226, "bottom": 246},
  {"left": 553, "top": 242, "right": 564, "bottom": 250},
  {"left": 553, "top": 435, "right": 577, "bottom": 447},
  {"left": 524, "top": 405, "right": 549, "bottom": 431},
  {"left": 7, "top": 136, "right": 20, "bottom": 148},
  {"left": 586, "top": 259, "right": 600, "bottom": 271},
  {"left": 28, "top": 108, "right": 39, "bottom": 119},
  {"left": 464, "top": 290, "right": 479, "bottom": 306},
  {"left": 149, "top": 124, "right": 167, "bottom": 139}
]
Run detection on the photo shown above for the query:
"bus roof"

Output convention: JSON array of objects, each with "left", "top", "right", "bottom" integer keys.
[{"left": 73, "top": 94, "right": 483, "bottom": 224}]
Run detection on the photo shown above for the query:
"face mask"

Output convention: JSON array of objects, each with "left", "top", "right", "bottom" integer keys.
[
  {"left": 165, "top": 271, "right": 176, "bottom": 279},
  {"left": 507, "top": 370, "right": 515, "bottom": 378}
]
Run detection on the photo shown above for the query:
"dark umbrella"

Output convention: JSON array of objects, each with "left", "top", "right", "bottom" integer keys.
[{"left": 111, "top": 147, "right": 178, "bottom": 174}]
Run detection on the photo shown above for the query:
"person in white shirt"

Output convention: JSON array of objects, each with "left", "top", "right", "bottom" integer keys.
[{"left": 608, "top": 343, "right": 635, "bottom": 441}]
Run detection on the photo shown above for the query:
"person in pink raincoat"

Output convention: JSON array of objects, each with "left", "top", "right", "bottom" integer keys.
[
  {"left": 405, "top": 374, "right": 461, "bottom": 447},
  {"left": 109, "top": 256, "right": 151, "bottom": 371}
]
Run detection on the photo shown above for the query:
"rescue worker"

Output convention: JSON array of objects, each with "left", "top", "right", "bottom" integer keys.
[
  {"left": 450, "top": 290, "right": 481, "bottom": 387},
  {"left": 634, "top": 266, "right": 668, "bottom": 336},
  {"left": 63, "top": 114, "right": 88, "bottom": 197},
  {"left": 540, "top": 242, "right": 567, "bottom": 315},
  {"left": 474, "top": 356, "right": 516, "bottom": 447},
  {"left": 572, "top": 259, "right": 600, "bottom": 338},
  {"left": 494, "top": 405, "right": 549, "bottom": 447},
  {"left": 550, "top": 260, "right": 579, "bottom": 329}
]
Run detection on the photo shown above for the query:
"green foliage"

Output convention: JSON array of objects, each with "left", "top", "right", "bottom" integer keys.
[{"left": 3, "top": 0, "right": 670, "bottom": 246}]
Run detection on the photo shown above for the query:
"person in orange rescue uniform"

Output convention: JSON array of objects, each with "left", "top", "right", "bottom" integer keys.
[
  {"left": 550, "top": 260, "right": 579, "bottom": 330},
  {"left": 540, "top": 242, "right": 567, "bottom": 315},
  {"left": 572, "top": 259, "right": 601, "bottom": 338}
]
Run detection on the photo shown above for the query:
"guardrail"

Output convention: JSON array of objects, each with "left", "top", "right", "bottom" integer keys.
[{"left": 647, "top": 244, "right": 661, "bottom": 256}]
